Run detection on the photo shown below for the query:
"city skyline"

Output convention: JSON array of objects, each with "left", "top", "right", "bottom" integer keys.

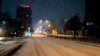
[{"left": 1, "top": 0, "right": 85, "bottom": 22}]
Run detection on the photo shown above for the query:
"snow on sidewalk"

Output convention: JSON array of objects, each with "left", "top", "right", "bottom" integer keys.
[{"left": 13, "top": 38, "right": 38, "bottom": 56}]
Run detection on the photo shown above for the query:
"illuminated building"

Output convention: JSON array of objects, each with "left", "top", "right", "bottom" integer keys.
[
  {"left": 16, "top": 5, "right": 32, "bottom": 31},
  {"left": 16, "top": 5, "right": 32, "bottom": 36},
  {"left": 85, "top": 0, "right": 99, "bottom": 37}
]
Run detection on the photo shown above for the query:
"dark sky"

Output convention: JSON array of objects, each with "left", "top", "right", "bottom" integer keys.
[{"left": 2, "top": 0, "right": 85, "bottom": 25}]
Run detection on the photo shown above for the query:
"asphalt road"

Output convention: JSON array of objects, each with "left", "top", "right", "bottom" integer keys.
[{"left": 13, "top": 37, "right": 100, "bottom": 56}]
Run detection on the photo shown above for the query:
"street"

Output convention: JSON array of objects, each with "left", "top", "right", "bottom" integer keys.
[
  {"left": 0, "top": 0, "right": 99, "bottom": 56},
  {"left": 13, "top": 36, "right": 100, "bottom": 56}
]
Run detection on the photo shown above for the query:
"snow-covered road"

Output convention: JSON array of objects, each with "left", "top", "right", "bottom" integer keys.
[{"left": 13, "top": 37, "right": 100, "bottom": 56}]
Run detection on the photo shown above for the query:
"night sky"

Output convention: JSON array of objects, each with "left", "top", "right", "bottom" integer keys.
[{"left": 2, "top": 0, "right": 85, "bottom": 25}]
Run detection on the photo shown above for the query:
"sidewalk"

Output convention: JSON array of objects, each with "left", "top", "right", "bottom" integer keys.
[
  {"left": 0, "top": 38, "right": 27, "bottom": 56},
  {"left": 66, "top": 39, "right": 100, "bottom": 47},
  {"left": 50, "top": 34, "right": 100, "bottom": 47}
]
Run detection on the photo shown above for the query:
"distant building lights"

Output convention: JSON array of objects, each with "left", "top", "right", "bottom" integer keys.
[
  {"left": 28, "top": 27, "right": 31, "bottom": 32},
  {"left": 48, "top": 24, "right": 51, "bottom": 27},
  {"left": 86, "top": 22, "right": 94, "bottom": 26},
  {"left": 2, "top": 21, "right": 6, "bottom": 24},
  {"left": 45, "top": 20, "right": 49, "bottom": 23},
  {"left": 21, "top": 5, "right": 30, "bottom": 8},
  {"left": 64, "top": 19, "right": 68, "bottom": 22},
  {"left": 24, "top": 31, "right": 31, "bottom": 37},
  {"left": 14, "top": 32, "right": 17, "bottom": 35},
  {"left": 39, "top": 20, "right": 43, "bottom": 23},
  {"left": 21, "top": 26, "right": 24, "bottom": 28}
]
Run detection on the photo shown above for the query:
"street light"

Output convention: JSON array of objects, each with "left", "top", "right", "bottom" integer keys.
[
  {"left": 39, "top": 20, "right": 43, "bottom": 23},
  {"left": 2, "top": 21, "right": 6, "bottom": 25},
  {"left": 45, "top": 20, "right": 49, "bottom": 23},
  {"left": 45, "top": 20, "right": 51, "bottom": 27},
  {"left": 48, "top": 24, "right": 51, "bottom": 27}
]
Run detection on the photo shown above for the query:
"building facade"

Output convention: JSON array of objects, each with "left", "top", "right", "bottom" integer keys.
[
  {"left": 85, "top": 0, "right": 99, "bottom": 37},
  {"left": 16, "top": 5, "right": 32, "bottom": 36},
  {"left": 16, "top": 5, "right": 32, "bottom": 28}
]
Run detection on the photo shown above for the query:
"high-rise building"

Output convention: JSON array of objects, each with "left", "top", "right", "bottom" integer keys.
[
  {"left": 85, "top": 0, "right": 98, "bottom": 24},
  {"left": 16, "top": 5, "right": 32, "bottom": 36},
  {"left": 16, "top": 5, "right": 32, "bottom": 31},
  {"left": 85, "top": 0, "right": 99, "bottom": 37}
]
